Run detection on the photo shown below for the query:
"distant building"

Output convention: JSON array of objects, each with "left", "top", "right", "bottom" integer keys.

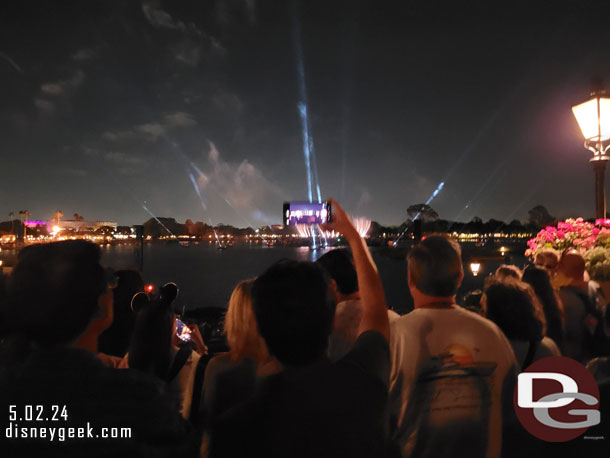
[{"left": 25, "top": 220, "right": 118, "bottom": 232}]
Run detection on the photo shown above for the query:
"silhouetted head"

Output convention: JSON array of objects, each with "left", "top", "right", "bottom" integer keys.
[
  {"left": 557, "top": 250, "right": 586, "bottom": 283},
  {"left": 113, "top": 270, "right": 145, "bottom": 314},
  {"left": 252, "top": 259, "right": 334, "bottom": 366},
  {"left": 522, "top": 264, "right": 553, "bottom": 295},
  {"left": 484, "top": 280, "right": 545, "bottom": 342},
  {"left": 97, "top": 269, "right": 145, "bottom": 356},
  {"left": 408, "top": 235, "right": 463, "bottom": 297},
  {"left": 5, "top": 240, "right": 106, "bottom": 346},
  {"left": 127, "top": 283, "right": 178, "bottom": 380},
  {"left": 495, "top": 264, "right": 522, "bottom": 281},
  {"left": 316, "top": 248, "right": 358, "bottom": 301}
]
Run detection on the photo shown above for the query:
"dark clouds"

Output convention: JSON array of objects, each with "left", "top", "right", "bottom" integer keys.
[{"left": 2, "top": 1, "right": 610, "bottom": 225}]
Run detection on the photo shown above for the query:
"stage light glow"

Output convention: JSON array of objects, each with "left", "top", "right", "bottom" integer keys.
[{"left": 352, "top": 217, "right": 372, "bottom": 238}]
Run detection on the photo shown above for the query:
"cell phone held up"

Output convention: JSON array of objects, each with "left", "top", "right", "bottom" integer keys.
[
  {"left": 175, "top": 318, "right": 192, "bottom": 342},
  {"left": 283, "top": 201, "right": 332, "bottom": 226}
]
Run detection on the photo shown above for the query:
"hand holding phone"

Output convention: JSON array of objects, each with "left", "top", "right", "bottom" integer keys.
[
  {"left": 319, "top": 199, "right": 357, "bottom": 239},
  {"left": 188, "top": 324, "right": 208, "bottom": 355}
]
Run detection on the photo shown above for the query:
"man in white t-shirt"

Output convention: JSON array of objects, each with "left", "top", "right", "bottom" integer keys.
[{"left": 390, "top": 235, "right": 517, "bottom": 458}]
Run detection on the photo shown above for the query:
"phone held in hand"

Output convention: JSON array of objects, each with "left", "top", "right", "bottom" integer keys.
[
  {"left": 175, "top": 318, "right": 192, "bottom": 341},
  {"left": 283, "top": 201, "right": 332, "bottom": 226}
]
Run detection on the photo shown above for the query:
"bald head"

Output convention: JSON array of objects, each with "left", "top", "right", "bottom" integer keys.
[{"left": 557, "top": 250, "right": 586, "bottom": 283}]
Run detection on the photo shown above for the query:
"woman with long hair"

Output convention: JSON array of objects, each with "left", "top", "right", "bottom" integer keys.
[
  {"left": 200, "top": 278, "right": 280, "bottom": 424},
  {"left": 483, "top": 279, "right": 560, "bottom": 370},
  {"left": 521, "top": 264, "right": 565, "bottom": 352}
]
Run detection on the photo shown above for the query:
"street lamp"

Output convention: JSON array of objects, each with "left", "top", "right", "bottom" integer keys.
[
  {"left": 572, "top": 81, "right": 610, "bottom": 219},
  {"left": 470, "top": 262, "right": 481, "bottom": 277}
]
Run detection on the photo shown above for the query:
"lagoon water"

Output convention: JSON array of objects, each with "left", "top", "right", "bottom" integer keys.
[
  {"left": 100, "top": 243, "right": 414, "bottom": 313},
  {"left": 100, "top": 242, "right": 513, "bottom": 314}
]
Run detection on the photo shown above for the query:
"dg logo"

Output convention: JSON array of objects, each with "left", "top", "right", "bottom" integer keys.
[{"left": 514, "top": 356, "right": 601, "bottom": 442}]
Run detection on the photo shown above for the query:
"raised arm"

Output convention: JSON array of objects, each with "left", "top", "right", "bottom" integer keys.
[{"left": 321, "top": 199, "right": 390, "bottom": 341}]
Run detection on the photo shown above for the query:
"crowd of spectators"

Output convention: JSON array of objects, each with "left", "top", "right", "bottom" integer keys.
[{"left": 0, "top": 199, "right": 609, "bottom": 457}]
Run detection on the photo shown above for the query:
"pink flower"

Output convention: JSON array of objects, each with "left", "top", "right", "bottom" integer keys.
[
  {"left": 582, "top": 236, "right": 597, "bottom": 249},
  {"left": 595, "top": 218, "right": 610, "bottom": 226},
  {"left": 592, "top": 228, "right": 601, "bottom": 236},
  {"left": 556, "top": 230, "right": 566, "bottom": 239}
]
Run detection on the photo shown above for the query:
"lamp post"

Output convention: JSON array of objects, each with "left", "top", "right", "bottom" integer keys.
[
  {"left": 572, "top": 81, "right": 610, "bottom": 219},
  {"left": 470, "top": 262, "right": 481, "bottom": 277}
]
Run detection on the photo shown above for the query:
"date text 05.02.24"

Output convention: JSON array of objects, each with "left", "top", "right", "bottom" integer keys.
[{"left": 9, "top": 405, "right": 68, "bottom": 422}]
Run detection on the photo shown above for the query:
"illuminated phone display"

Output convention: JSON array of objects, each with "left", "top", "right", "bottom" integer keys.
[{"left": 283, "top": 201, "right": 331, "bottom": 226}]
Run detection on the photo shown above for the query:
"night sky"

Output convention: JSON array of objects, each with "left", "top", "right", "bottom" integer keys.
[{"left": 3, "top": 1, "right": 610, "bottom": 227}]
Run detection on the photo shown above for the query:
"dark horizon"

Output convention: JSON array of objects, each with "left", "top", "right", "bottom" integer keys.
[{"left": 3, "top": 1, "right": 610, "bottom": 227}]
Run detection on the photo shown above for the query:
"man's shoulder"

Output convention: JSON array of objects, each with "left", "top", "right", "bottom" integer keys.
[
  {"left": 391, "top": 307, "right": 510, "bottom": 347},
  {"left": 392, "top": 306, "right": 493, "bottom": 328}
]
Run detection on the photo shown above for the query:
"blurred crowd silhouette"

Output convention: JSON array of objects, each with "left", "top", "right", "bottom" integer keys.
[{"left": 0, "top": 201, "right": 608, "bottom": 458}]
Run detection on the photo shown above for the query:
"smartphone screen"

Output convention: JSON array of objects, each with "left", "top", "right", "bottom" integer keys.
[
  {"left": 175, "top": 318, "right": 192, "bottom": 341},
  {"left": 283, "top": 201, "right": 331, "bottom": 226}
]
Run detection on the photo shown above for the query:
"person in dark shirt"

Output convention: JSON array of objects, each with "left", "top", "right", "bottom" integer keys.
[
  {"left": 0, "top": 240, "right": 200, "bottom": 457},
  {"left": 209, "top": 199, "right": 396, "bottom": 458}
]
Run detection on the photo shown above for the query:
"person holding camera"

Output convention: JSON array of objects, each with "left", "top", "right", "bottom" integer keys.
[{"left": 209, "top": 199, "right": 397, "bottom": 458}]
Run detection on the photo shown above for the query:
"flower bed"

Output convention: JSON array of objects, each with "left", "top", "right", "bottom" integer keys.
[{"left": 526, "top": 218, "right": 610, "bottom": 280}]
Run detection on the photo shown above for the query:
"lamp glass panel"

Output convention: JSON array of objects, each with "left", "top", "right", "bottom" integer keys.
[
  {"left": 599, "top": 98, "right": 610, "bottom": 141},
  {"left": 572, "top": 97, "right": 610, "bottom": 141}
]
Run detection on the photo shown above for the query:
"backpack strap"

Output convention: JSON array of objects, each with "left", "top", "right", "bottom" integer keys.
[
  {"left": 521, "top": 340, "right": 539, "bottom": 371},
  {"left": 167, "top": 345, "right": 193, "bottom": 382}
]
